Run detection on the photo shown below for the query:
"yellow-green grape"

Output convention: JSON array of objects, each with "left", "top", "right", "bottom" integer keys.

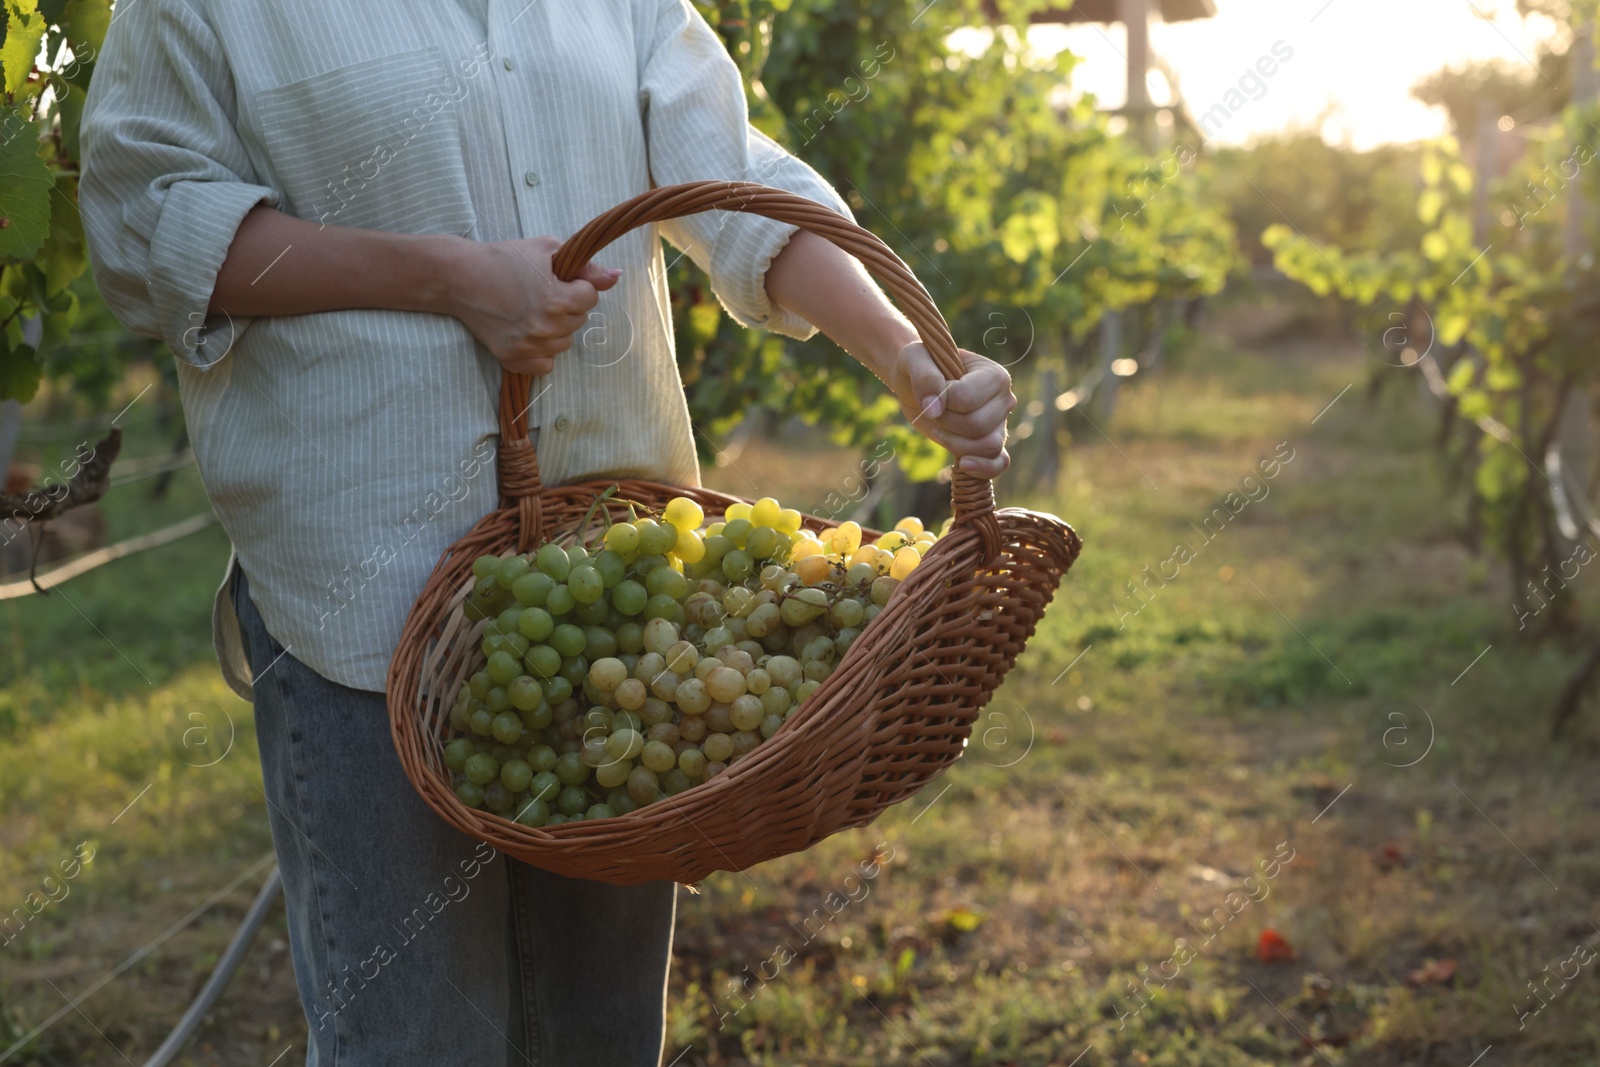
[
  {"left": 702, "top": 732, "right": 734, "bottom": 762},
  {"left": 721, "top": 519, "right": 752, "bottom": 548},
  {"left": 664, "top": 639, "right": 698, "bottom": 674},
  {"left": 604, "top": 522, "right": 640, "bottom": 555},
  {"left": 790, "top": 554, "right": 828, "bottom": 586},
  {"left": 729, "top": 694, "right": 765, "bottom": 732},
  {"left": 765, "top": 655, "right": 801, "bottom": 688},
  {"left": 644, "top": 519, "right": 684, "bottom": 557},
  {"left": 751, "top": 497, "right": 782, "bottom": 528},
  {"left": 830, "top": 597, "right": 865, "bottom": 629},
  {"left": 723, "top": 587, "right": 757, "bottom": 617},
  {"left": 606, "top": 728, "right": 645, "bottom": 761},
  {"left": 705, "top": 666, "right": 748, "bottom": 703},
  {"left": 641, "top": 739, "right": 677, "bottom": 773},
  {"left": 614, "top": 677, "right": 647, "bottom": 710},
  {"left": 833, "top": 521, "right": 863, "bottom": 555},
  {"left": 844, "top": 561, "right": 876, "bottom": 587},
  {"left": 790, "top": 536, "right": 825, "bottom": 561},
  {"left": 745, "top": 602, "right": 782, "bottom": 637},
  {"left": 678, "top": 747, "right": 708, "bottom": 778},
  {"left": 593, "top": 756, "right": 632, "bottom": 789},
  {"left": 589, "top": 657, "right": 626, "bottom": 692},
  {"left": 664, "top": 496, "right": 705, "bottom": 531},
  {"left": 848, "top": 543, "right": 881, "bottom": 571},
  {"left": 580, "top": 733, "right": 610, "bottom": 767},
  {"left": 760, "top": 686, "right": 792, "bottom": 717},
  {"left": 675, "top": 526, "right": 705, "bottom": 564},
  {"left": 675, "top": 677, "right": 711, "bottom": 715},
  {"left": 703, "top": 703, "right": 734, "bottom": 733},
  {"left": 875, "top": 531, "right": 909, "bottom": 553},
  {"left": 627, "top": 765, "right": 660, "bottom": 804},
  {"left": 476, "top": 489, "right": 944, "bottom": 798}
]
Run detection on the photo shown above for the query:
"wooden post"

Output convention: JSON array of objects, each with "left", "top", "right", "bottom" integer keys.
[
  {"left": 1034, "top": 365, "right": 1061, "bottom": 491},
  {"left": 1473, "top": 99, "right": 1497, "bottom": 244},
  {"left": 1568, "top": 21, "right": 1596, "bottom": 262},
  {"left": 1122, "top": 0, "right": 1152, "bottom": 150},
  {"left": 0, "top": 400, "right": 20, "bottom": 479},
  {"left": 1094, "top": 311, "right": 1124, "bottom": 420}
]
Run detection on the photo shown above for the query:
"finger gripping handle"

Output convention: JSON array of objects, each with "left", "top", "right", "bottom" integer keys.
[{"left": 498, "top": 180, "right": 999, "bottom": 554}]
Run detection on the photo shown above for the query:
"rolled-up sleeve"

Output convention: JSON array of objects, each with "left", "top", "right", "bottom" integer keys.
[
  {"left": 78, "top": 0, "right": 279, "bottom": 369},
  {"left": 638, "top": 0, "right": 853, "bottom": 340}
]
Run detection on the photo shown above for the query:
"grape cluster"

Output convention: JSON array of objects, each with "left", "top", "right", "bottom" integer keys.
[{"left": 446, "top": 494, "right": 946, "bottom": 826}]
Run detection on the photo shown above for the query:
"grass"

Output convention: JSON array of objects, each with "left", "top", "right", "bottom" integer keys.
[{"left": 2, "top": 319, "right": 1599, "bottom": 1065}]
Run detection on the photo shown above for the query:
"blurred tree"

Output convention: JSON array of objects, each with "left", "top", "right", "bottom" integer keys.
[
  {"left": 1412, "top": 54, "right": 1570, "bottom": 135},
  {"left": 1206, "top": 134, "right": 1425, "bottom": 268},
  {"left": 3, "top": 0, "right": 1237, "bottom": 500},
  {"left": 0, "top": 0, "right": 116, "bottom": 405},
  {"left": 1263, "top": 80, "right": 1600, "bottom": 731},
  {"left": 685, "top": 0, "right": 1236, "bottom": 483}
]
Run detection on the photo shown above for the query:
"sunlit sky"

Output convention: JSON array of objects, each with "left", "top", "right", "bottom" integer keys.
[{"left": 1022, "top": 0, "right": 1564, "bottom": 149}]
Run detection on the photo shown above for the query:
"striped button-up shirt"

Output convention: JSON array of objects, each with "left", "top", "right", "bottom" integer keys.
[{"left": 78, "top": 0, "right": 851, "bottom": 697}]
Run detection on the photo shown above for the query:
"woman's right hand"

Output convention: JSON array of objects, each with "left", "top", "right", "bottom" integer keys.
[{"left": 440, "top": 235, "right": 621, "bottom": 376}]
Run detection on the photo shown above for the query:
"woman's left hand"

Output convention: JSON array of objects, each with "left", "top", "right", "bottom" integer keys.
[{"left": 884, "top": 342, "right": 1017, "bottom": 480}]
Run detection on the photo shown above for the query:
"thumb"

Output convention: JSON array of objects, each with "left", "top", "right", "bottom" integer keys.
[
  {"left": 576, "top": 261, "right": 623, "bottom": 291},
  {"left": 900, "top": 343, "right": 948, "bottom": 422}
]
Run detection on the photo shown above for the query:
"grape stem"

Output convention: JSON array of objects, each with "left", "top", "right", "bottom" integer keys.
[{"left": 577, "top": 485, "right": 620, "bottom": 546}]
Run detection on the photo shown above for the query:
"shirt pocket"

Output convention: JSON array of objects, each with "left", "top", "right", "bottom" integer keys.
[{"left": 253, "top": 47, "right": 477, "bottom": 237}]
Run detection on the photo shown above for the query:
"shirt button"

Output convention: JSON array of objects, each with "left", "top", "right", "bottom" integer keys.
[
  {"left": 554, "top": 416, "right": 570, "bottom": 432},
  {"left": 502, "top": 57, "right": 514, "bottom": 71},
  {"left": 524, "top": 170, "right": 540, "bottom": 187}
]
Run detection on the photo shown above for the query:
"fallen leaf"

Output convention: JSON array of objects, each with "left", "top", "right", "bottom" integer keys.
[
  {"left": 1407, "top": 958, "right": 1458, "bottom": 986},
  {"left": 1377, "top": 844, "right": 1407, "bottom": 870},
  {"left": 1258, "top": 928, "right": 1297, "bottom": 963},
  {"left": 937, "top": 907, "right": 985, "bottom": 934}
]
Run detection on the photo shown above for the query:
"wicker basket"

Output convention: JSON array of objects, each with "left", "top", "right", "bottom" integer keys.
[{"left": 387, "top": 181, "right": 1083, "bottom": 885}]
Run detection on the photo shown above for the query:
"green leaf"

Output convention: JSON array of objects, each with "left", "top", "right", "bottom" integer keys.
[
  {"left": 0, "top": 339, "right": 42, "bottom": 402},
  {"left": 41, "top": 173, "right": 83, "bottom": 294},
  {"left": 1417, "top": 188, "right": 1444, "bottom": 226},
  {"left": 1, "top": 0, "right": 45, "bottom": 95},
  {"left": 61, "top": 0, "right": 108, "bottom": 51},
  {"left": 0, "top": 112, "right": 50, "bottom": 260},
  {"left": 55, "top": 79, "right": 82, "bottom": 159},
  {"left": 1436, "top": 310, "right": 1470, "bottom": 346}
]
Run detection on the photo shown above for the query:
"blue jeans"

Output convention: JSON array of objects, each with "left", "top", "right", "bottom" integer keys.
[{"left": 231, "top": 566, "right": 677, "bottom": 1066}]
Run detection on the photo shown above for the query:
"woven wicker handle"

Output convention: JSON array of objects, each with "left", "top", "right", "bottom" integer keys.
[{"left": 495, "top": 180, "right": 1000, "bottom": 551}]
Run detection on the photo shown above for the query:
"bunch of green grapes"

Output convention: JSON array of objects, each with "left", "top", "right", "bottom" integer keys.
[{"left": 444, "top": 493, "right": 946, "bottom": 826}]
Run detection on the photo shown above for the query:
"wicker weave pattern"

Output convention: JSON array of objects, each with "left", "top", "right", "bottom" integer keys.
[{"left": 387, "top": 182, "right": 1082, "bottom": 885}]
